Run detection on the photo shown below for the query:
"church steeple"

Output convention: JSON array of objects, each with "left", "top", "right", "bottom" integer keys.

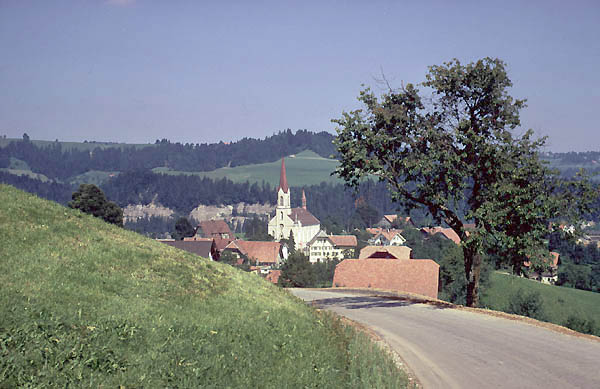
[
  {"left": 278, "top": 158, "right": 289, "bottom": 193},
  {"left": 302, "top": 190, "right": 307, "bottom": 209},
  {"left": 276, "top": 158, "right": 291, "bottom": 211}
]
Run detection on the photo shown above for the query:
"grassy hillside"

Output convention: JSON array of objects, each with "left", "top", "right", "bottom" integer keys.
[
  {"left": 481, "top": 272, "right": 600, "bottom": 334},
  {"left": 153, "top": 150, "right": 341, "bottom": 186},
  {"left": 0, "top": 185, "right": 409, "bottom": 387}
]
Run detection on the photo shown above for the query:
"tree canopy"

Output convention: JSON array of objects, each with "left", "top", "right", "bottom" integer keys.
[
  {"left": 333, "top": 57, "right": 595, "bottom": 307},
  {"left": 69, "top": 184, "right": 123, "bottom": 227}
]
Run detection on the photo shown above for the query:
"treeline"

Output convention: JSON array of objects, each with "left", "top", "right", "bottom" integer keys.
[
  {"left": 0, "top": 172, "right": 71, "bottom": 204},
  {"left": 0, "top": 130, "right": 336, "bottom": 179},
  {"left": 101, "top": 170, "right": 275, "bottom": 213}
]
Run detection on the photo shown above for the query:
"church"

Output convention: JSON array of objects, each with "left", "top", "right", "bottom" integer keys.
[{"left": 268, "top": 158, "right": 320, "bottom": 251}]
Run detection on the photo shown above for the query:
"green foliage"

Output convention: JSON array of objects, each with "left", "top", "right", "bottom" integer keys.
[
  {"left": 563, "top": 315, "right": 597, "bottom": 335},
  {"left": 333, "top": 57, "right": 597, "bottom": 307},
  {"left": 355, "top": 200, "right": 381, "bottom": 228},
  {"left": 279, "top": 252, "right": 315, "bottom": 288},
  {"left": 279, "top": 230, "right": 296, "bottom": 254},
  {"left": 0, "top": 185, "right": 410, "bottom": 387},
  {"left": 218, "top": 251, "right": 251, "bottom": 272},
  {"left": 172, "top": 217, "right": 195, "bottom": 240},
  {"left": 312, "top": 259, "right": 341, "bottom": 288},
  {"left": 69, "top": 184, "right": 123, "bottom": 226},
  {"left": 244, "top": 215, "right": 272, "bottom": 241},
  {"left": 506, "top": 289, "right": 546, "bottom": 321}
]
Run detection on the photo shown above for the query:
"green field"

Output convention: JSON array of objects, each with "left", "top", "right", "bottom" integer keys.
[
  {"left": 481, "top": 272, "right": 600, "bottom": 334},
  {"left": 0, "top": 184, "right": 409, "bottom": 387},
  {"left": 68, "top": 170, "right": 119, "bottom": 187},
  {"left": 154, "top": 150, "right": 342, "bottom": 186}
]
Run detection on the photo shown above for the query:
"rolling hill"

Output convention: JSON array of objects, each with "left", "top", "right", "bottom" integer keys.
[
  {"left": 0, "top": 184, "right": 408, "bottom": 387},
  {"left": 153, "top": 149, "right": 341, "bottom": 186},
  {"left": 481, "top": 272, "right": 600, "bottom": 335}
]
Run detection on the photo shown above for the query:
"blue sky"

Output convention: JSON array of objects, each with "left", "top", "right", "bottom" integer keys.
[{"left": 1, "top": 0, "right": 598, "bottom": 151}]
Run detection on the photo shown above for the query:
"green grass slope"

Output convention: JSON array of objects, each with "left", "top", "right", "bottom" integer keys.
[
  {"left": 0, "top": 185, "right": 408, "bottom": 387},
  {"left": 481, "top": 272, "right": 600, "bottom": 334},
  {"left": 154, "top": 150, "right": 341, "bottom": 186}
]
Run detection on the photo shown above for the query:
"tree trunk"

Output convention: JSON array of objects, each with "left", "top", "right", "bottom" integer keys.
[{"left": 464, "top": 246, "right": 482, "bottom": 307}]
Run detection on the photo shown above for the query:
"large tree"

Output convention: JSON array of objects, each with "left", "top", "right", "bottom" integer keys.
[{"left": 333, "top": 58, "right": 595, "bottom": 307}]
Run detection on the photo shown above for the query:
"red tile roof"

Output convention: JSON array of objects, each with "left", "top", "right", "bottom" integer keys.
[
  {"left": 278, "top": 158, "right": 289, "bottom": 193},
  {"left": 383, "top": 214, "right": 398, "bottom": 223},
  {"left": 289, "top": 207, "right": 320, "bottom": 226},
  {"left": 214, "top": 238, "right": 234, "bottom": 251},
  {"left": 224, "top": 240, "right": 281, "bottom": 264},
  {"left": 333, "top": 259, "right": 440, "bottom": 299},
  {"left": 359, "top": 245, "right": 412, "bottom": 259},
  {"left": 422, "top": 227, "right": 461, "bottom": 245},
  {"left": 197, "top": 220, "right": 232, "bottom": 238},
  {"left": 265, "top": 270, "right": 281, "bottom": 284},
  {"left": 159, "top": 239, "right": 215, "bottom": 259},
  {"left": 366, "top": 228, "right": 383, "bottom": 236},
  {"left": 524, "top": 251, "right": 560, "bottom": 269},
  {"left": 329, "top": 235, "right": 358, "bottom": 247}
]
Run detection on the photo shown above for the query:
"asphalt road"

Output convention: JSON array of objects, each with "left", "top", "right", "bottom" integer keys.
[{"left": 289, "top": 289, "right": 600, "bottom": 389}]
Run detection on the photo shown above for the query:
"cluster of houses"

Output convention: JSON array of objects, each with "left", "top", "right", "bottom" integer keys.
[{"left": 158, "top": 157, "right": 562, "bottom": 292}]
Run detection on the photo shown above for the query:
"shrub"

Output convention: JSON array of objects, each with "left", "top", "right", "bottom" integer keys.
[
  {"left": 563, "top": 315, "right": 597, "bottom": 335},
  {"left": 506, "top": 289, "right": 546, "bottom": 320}
]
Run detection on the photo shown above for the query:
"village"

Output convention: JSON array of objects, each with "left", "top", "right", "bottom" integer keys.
[{"left": 157, "top": 158, "right": 562, "bottom": 298}]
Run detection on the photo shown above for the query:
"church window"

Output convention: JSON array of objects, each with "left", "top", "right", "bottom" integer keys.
[{"left": 279, "top": 196, "right": 283, "bottom": 206}]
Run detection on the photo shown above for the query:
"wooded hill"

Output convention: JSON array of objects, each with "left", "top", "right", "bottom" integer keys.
[{"left": 0, "top": 129, "right": 336, "bottom": 179}]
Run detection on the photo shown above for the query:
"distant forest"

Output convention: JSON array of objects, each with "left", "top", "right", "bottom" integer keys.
[
  {"left": 2, "top": 131, "right": 600, "bottom": 228},
  {"left": 0, "top": 129, "right": 336, "bottom": 179}
]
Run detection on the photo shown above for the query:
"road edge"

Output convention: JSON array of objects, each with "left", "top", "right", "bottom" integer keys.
[{"left": 304, "top": 287, "right": 600, "bottom": 342}]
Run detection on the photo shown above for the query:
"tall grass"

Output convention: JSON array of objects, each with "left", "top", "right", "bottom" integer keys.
[{"left": 0, "top": 185, "right": 409, "bottom": 387}]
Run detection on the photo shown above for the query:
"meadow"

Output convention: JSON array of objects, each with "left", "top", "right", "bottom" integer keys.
[
  {"left": 153, "top": 150, "right": 341, "bottom": 186},
  {"left": 481, "top": 272, "right": 600, "bottom": 335},
  {"left": 0, "top": 185, "right": 410, "bottom": 387}
]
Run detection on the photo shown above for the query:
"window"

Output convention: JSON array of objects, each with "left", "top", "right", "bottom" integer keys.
[{"left": 279, "top": 196, "right": 283, "bottom": 206}]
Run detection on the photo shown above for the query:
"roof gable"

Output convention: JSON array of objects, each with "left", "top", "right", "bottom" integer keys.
[
  {"left": 329, "top": 235, "right": 358, "bottom": 247},
  {"left": 198, "top": 220, "right": 232, "bottom": 238},
  {"left": 359, "top": 245, "right": 412, "bottom": 260},
  {"left": 225, "top": 240, "right": 282, "bottom": 264},
  {"left": 160, "top": 240, "right": 215, "bottom": 259}
]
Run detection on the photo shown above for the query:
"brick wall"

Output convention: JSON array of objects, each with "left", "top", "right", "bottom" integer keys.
[{"left": 332, "top": 259, "right": 440, "bottom": 299}]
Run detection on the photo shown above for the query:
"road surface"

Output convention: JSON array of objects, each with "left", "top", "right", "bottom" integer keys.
[{"left": 290, "top": 289, "right": 600, "bottom": 389}]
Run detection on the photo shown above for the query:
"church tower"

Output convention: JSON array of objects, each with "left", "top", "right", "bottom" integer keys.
[
  {"left": 268, "top": 157, "right": 320, "bottom": 247},
  {"left": 277, "top": 158, "right": 291, "bottom": 214}
]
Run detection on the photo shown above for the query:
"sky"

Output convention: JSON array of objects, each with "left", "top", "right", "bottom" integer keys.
[{"left": 0, "top": 0, "right": 598, "bottom": 152}]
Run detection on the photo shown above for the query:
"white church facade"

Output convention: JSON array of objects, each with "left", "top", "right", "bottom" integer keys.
[{"left": 268, "top": 158, "right": 320, "bottom": 251}]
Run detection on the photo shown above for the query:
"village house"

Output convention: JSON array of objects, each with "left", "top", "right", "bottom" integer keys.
[
  {"left": 267, "top": 158, "right": 320, "bottom": 251},
  {"left": 374, "top": 214, "right": 414, "bottom": 229},
  {"left": 194, "top": 220, "right": 233, "bottom": 239},
  {"left": 306, "top": 231, "right": 358, "bottom": 263},
  {"left": 524, "top": 252, "right": 560, "bottom": 285},
  {"left": 366, "top": 228, "right": 407, "bottom": 246},
  {"left": 359, "top": 245, "right": 412, "bottom": 260},
  {"left": 158, "top": 238, "right": 217, "bottom": 260},
  {"left": 421, "top": 227, "right": 462, "bottom": 245},
  {"left": 222, "top": 240, "right": 285, "bottom": 269}
]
